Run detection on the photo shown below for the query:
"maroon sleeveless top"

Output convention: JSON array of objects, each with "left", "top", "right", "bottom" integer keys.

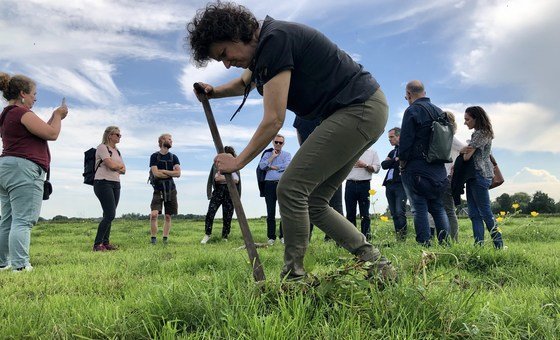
[{"left": 0, "top": 105, "right": 51, "bottom": 171}]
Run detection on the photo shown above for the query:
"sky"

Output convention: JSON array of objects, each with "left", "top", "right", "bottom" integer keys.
[{"left": 1, "top": 0, "right": 559, "bottom": 220}]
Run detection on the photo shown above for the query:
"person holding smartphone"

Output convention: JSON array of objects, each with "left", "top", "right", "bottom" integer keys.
[{"left": 0, "top": 72, "right": 68, "bottom": 272}]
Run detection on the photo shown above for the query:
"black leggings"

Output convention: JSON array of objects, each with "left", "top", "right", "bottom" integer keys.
[
  {"left": 204, "top": 184, "right": 234, "bottom": 237},
  {"left": 93, "top": 180, "right": 120, "bottom": 245}
]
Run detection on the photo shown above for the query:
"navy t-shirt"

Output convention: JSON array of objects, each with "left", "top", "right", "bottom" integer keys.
[
  {"left": 251, "top": 16, "right": 380, "bottom": 121},
  {"left": 149, "top": 152, "right": 180, "bottom": 191}
]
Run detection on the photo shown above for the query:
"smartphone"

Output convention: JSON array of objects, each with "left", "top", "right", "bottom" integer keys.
[{"left": 61, "top": 97, "right": 66, "bottom": 106}]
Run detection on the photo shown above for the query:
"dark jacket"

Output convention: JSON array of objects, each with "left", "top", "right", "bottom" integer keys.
[
  {"left": 451, "top": 155, "right": 476, "bottom": 206},
  {"left": 399, "top": 98, "right": 445, "bottom": 162},
  {"left": 399, "top": 98, "right": 447, "bottom": 181},
  {"left": 256, "top": 147, "right": 273, "bottom": 197},
  {"left": 206, "top": 164, "right": 241, "bottom": 200},
  {"left": 381, "top": 146, "right": 402, "bottom": 186}
]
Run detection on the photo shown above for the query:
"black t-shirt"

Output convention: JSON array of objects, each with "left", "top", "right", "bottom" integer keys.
[
  {"left": 149, "top": 152, "right": 180, "bottom": 191},
  {"left": 251, "top": 16, "right": 379, "bottom": 121}
]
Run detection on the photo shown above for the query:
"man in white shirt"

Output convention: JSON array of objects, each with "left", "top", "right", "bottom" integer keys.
[{"left": 344, "top": 147, "right": 381, "bottom": 241}]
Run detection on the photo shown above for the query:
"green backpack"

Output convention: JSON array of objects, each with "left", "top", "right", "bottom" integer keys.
[{"left": 416, "top": 103, "right": 453, "bottom": 163}]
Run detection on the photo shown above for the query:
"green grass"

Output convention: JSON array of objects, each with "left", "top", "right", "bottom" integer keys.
[{"left": 1, "top": 216, "right": 559, "bottom": 339}]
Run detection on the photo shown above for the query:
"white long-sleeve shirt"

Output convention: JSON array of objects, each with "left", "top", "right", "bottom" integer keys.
[{"left": 346, "top": 148, "right": 381, "bottom": 181}]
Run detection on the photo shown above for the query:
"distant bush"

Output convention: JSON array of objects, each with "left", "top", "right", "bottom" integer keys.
[{"left": 52, "top": 215, "right": 69, "bottom": 221}]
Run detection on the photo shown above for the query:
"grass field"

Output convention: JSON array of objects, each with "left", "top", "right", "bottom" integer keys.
[{"left": 0, "top": 216, "right": 559, "bottom": 339}]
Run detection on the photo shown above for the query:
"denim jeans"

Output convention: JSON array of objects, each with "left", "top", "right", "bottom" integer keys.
[
  {"left": 385, "top": 182, "right": 408, "bottom": 240},
  {"left": 93, "top": 180, "right": 120, "bottom": 245},
  {"left": 466, "top": 172, "right": 503, "bottom": 248},
  {"left": 0, "top": 156, "right": 45, "bottom": 269},
  {"left": 344, "top": 180, "right": 371, "bottom": 239},
  {"left": 401, "top": 171, "right": 450, "bottom": 245}
]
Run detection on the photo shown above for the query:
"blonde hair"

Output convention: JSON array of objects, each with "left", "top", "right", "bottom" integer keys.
[
  {"left": 158, "top": 133, "right": 172, "bottom": 147},
  {"left": 443, "top": 111, "right": 458, "bottom": 134},
  {"left": 102, "top": 126, "right": 120, "bottom": 145}
]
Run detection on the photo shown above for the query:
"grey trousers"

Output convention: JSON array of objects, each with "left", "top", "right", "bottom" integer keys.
[
  {"left": 442, "top": 180, "right": 459, "bottom": 241},
  {"left": 277, "top": 89, "right": 389, "bottom": 279}
]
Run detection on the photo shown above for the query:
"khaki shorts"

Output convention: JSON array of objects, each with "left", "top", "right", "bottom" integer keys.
[{"left": 150, "top": 189, "right": 178, "bottom": 215}]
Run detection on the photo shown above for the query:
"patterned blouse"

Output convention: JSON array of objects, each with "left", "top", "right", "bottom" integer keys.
[{"left": 469, "top": 130, "right": 494, "bottom": 179}]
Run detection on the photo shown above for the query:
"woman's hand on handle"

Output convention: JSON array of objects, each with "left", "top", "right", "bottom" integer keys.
[{"left": 214, "top": 153, "right": 239, "bottom": 174}]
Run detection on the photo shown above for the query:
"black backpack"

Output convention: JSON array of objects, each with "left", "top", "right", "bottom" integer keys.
[
  {"left": 148, "top": 152, "right": 174, "bottom": 189},
  {"left": 83, "top": 146, "right": 120, "bottom": 185},
  {"left": 415, "top": 103, "right": 453, "bottom": 164},
  {"left": 83, "top": 148, "right": 99, "bottom": 185},
  {"left": 256, "top": 148, "right": 273, "bottom": 197}
]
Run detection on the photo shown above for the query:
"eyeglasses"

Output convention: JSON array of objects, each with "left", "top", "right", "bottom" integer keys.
[
  {"left": 274, "top": 141, "right": 283, "bottom": 145},
  {"left": 113, "top": 133, "right": 121, "bottom": 137}
]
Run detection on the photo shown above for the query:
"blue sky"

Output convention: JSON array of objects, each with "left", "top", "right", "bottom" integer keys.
[{"left": 1, "top": 0, "right": 559, "bottom": 219}]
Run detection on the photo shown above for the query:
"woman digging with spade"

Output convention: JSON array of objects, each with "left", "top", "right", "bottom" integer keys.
[{"left": 187, "top": 1, "right": 396, "bottom": 282}]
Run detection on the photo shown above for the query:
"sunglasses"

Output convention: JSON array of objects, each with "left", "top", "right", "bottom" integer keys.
[
  {"left": 113, "top": 133, "right": 122, "bottom": 137},
  {"left": 274, "top": 141, "right": 283, "bottom": 145}
]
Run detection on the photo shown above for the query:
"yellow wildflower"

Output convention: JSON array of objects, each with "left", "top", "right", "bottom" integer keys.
[
  {"left": 499, "top": 211, "right": 506, "bottom": 216},
  {"left": 531, "top": 211, "right": 539, "bottom": 217},
  {"left": 496, "top": 217, "right": 504, "bottom": 222},
  {"left": 380, "top": 215, "right": 389, "bottom": 222},
  {"left": 368, "top": 189, "right": 377, "bottom": 196},
  {"left": 512, "top": 203, "right": 520, "bottom": 209}
]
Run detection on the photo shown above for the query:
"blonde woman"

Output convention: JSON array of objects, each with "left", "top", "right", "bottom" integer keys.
[
  {"left": 0, "top": 72, "right": 68, "bottom": 271},
  {"left": 92, "top": 126, "right": 125, "bottom": 251}
]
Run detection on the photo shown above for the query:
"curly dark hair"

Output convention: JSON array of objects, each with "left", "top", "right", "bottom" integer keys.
[
  {"left": 0, "top": 72, "right": 35, "bottom": 101},
  {"left": 224, "top": 145, "right": 237, "bottom": 157},
  {"left": 465, "top": 106, "right": 494, "bottom": 139},
  {"left": 186, "top": 1, "right": 259, "bottom": 67}
]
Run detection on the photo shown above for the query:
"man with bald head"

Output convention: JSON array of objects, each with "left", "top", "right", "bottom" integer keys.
[{"left": 398, "top": 80, "right": 450, "bottom": 246}]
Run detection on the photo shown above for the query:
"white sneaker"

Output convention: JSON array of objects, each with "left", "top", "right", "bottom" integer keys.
[
  {"left": 267, "top": 239, "right": 275, "bottom": 245},
  {"left": 280, "top": 238, "right": 285, "bottom": 244},
  {"left": 201, "top": 235, "right": 211, "bottom": 244},
  {"left": 12, "top": 265, "right": 33, "bottom": 273},
  {"left": 0, "top": 264, "right": 12, "bottom": 271}
]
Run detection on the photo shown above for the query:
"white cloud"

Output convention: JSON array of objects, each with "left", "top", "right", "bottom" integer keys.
[
  {"left": 452, "top": 0, "right": 560, "bottom": 107},
  {"left": 477, "top": 167, "right": 560, "bottom": 206},
  {"left": 25, "top": 60, "right": 122, "bottom": 104},
  {"left": 510, "top": 168, "right": 560, "bottom": 184},
  {"left": 0, "top": 0, "right": 192, "bottom": 105},
  {"left": 179, "top": 61, "right": 239, "bottom": 104},
  {"left": 441, "top": 102, "right": 560, "bottom": 154}
]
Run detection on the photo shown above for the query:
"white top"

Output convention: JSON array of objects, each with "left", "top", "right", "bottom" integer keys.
[
  {"left": 446, "top": 136, "right": 467, "bottom": 176},
  {"left": 346, "top": 148, "right": 381, "bottom": 181}
]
